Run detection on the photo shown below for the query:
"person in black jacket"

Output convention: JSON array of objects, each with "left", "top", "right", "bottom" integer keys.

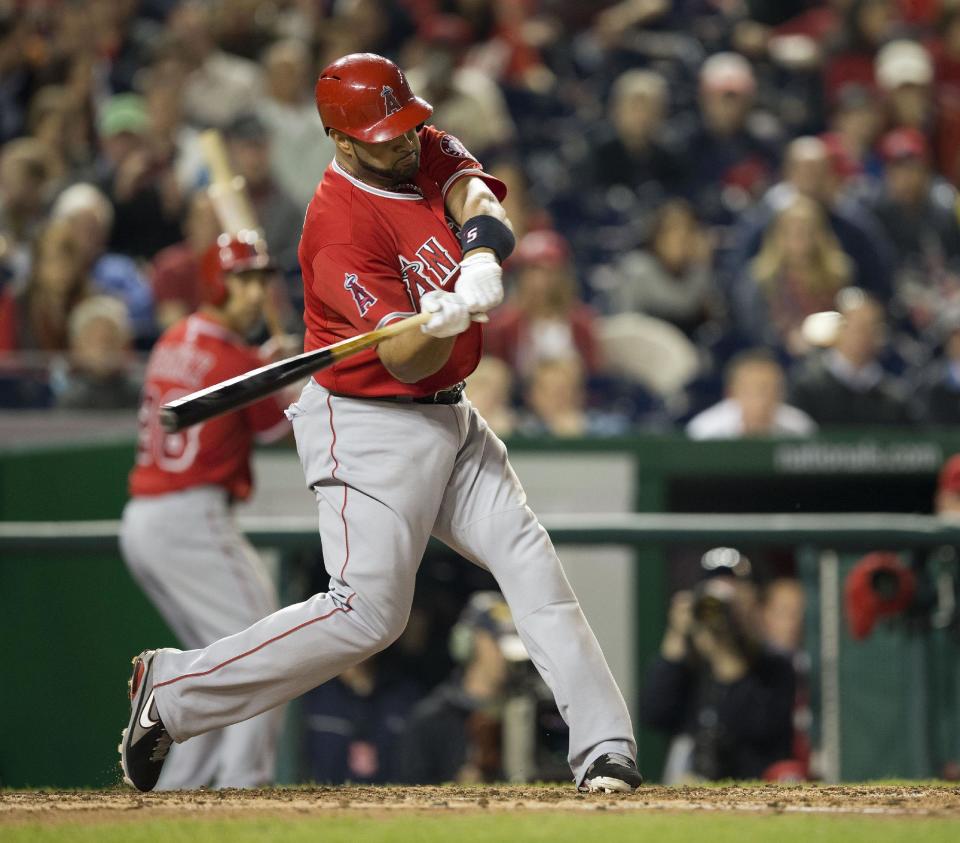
[
  {"left": 789, "top": 287, "right": 909, "bottom": 427},
  {"left": 867, "top": 128, "right": 960, "bottom": 325},
  {"left": 592, "top": 69, "right": 685, "bottom": 199},
  {"left": 918, "top": 317, "right": 960, "bottom": 427},
  {"left": 640, "top": 566, "right": 795, "bottom": 782}
]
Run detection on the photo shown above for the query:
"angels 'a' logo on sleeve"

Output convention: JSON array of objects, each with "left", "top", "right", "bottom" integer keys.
[{"left": 344, "top": 272, "right": 378, "bottom": 316}]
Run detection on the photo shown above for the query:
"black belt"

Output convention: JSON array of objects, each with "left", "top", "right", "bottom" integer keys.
[{"left": 329, "top": 381, "right": 465, "bottom": 405}]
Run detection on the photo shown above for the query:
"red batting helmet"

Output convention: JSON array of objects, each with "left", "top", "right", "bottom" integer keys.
[
  {"left": 314, "top": 53, "right": 433, "bottom": 143},
  {"left": 200, "top": 231, "right": 272, "bottom": 306}
]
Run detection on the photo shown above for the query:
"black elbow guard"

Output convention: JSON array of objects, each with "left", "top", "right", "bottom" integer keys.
[{"left": 459, "top": 215, "right": 515, "bottom": 263}]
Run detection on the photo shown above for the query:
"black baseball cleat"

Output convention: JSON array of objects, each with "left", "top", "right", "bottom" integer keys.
[
  {"left": 119, "top": 650, "right": 172, "bottom": 791},
  {"left": 579, "top": 753, "right": 643, "bottom": 793}
]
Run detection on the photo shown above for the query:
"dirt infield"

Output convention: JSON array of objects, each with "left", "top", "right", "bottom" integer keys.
[{"left": 2, "top": 784, "right": 959, "bottom": 825}]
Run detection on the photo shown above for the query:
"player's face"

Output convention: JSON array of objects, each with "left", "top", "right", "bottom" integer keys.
[
  {"left": 223, "top": 271, "right": 270, "bottom": 335},
  {"left": 347, "top": 127, "right": 421, "bottom": 186}
]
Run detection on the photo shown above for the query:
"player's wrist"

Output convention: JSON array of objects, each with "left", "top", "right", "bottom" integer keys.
[{"left": 461, "top": 248, "right": 498, "bottom": 264}]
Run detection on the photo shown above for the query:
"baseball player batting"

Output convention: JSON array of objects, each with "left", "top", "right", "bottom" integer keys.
[
  {"left": 119, "top": 232, "right": 290, "bottom": 788},
  {"left": 120, "top": 52, "right": 642, "bottom": 794}
]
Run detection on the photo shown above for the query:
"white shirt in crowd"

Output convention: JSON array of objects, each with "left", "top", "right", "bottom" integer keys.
[{"left": 686, "top": 398, "right": 818, "bottom": 440}]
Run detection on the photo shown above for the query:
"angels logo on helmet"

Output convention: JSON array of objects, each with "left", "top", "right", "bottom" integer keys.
[{"left": 381, "top": 85, "right": 403, "bottom": 117}]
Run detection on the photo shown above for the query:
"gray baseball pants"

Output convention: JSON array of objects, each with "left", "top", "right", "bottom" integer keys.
[
  {"left": 120, "top": 486, "right": 283, "bottom": 788},
  {"left": 150, "top": 379, "right": 636, "bottom": 784}
]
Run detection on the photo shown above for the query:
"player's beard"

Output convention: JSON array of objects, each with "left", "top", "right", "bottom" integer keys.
[{"left": 354, "top": 146, "right": 420, "bottom": 185}]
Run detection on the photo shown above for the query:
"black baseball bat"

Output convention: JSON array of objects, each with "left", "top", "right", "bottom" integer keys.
[{"left": 159, "top": 312, "right": 430, "bottom": 432}]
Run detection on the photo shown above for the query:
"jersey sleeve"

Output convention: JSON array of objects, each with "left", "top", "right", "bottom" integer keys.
[
  {"left": 312, "top": 244, "right": 417, "bottom": 331},
  {"left": 418, "top": 124, "right": 507, "bottom": 202}
]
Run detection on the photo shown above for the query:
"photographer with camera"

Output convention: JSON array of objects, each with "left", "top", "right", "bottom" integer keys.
[{"left": 639, "top": 550, "right": 796, "bottom": 782}]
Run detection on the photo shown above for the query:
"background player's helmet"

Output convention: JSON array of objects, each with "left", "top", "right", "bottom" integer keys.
[
  {"left": 200, "top": 230, "right": 272, "bottom": 306},
  {"left": 314, "top": 52, "right": 433, "bottom": 143}
]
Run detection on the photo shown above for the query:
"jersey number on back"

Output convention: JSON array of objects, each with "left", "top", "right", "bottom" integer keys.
[{"left": 136, "top": 385, "right": 203, "bottom": 472}]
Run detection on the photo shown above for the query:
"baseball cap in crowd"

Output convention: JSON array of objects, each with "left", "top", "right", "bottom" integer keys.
[
  {"left": 844, "top": 552, "right": 916, "bottom": 640},
  {"left": 878, "top": 127, "right": 930, "bottom": 163},
  {"left": 449, "top": 591, "right": 529, "bottom": 663},
  {"left": 511, "top": 229, "right": 571, "bottom": 269},
  {"left": 938, "top": 454, "right": 960, "bottom": 496},
  {"left": 699, "top": 52, "right": 756, "bottom": 95},
  {"left": 819, "top": 131, "right": 862, "bottom": 182},
  {"left": 875, "top": 40, "right": 933, "bottom": 91},
  {"left": 98, "top": 94, "right": 149, "bottom": 138},
  {"left": 225, "top": 112, "right": 270, "bottom": 143},
  {"left": 418, "top": 13, "right": 473, "bottom": 48}
]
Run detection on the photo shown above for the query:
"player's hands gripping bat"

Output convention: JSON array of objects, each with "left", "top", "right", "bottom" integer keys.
[{"left": 420, "top": 290, "right": 472, "bottom": 338}]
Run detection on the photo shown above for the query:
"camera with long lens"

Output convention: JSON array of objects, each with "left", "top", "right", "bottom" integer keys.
[
  {"left": 693, "top": 579, "right": 738, "bottom": 634},
  {"left": 689, "top": 575, "right": 756, "bottom": 662}
]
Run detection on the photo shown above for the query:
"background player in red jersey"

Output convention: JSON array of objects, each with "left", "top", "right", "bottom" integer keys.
[
  {"left": 119, "top": 231, "right": 290, "bottom": 790},
  {"left": 121, "top": 53, "right": 642, "bottom": 795}
]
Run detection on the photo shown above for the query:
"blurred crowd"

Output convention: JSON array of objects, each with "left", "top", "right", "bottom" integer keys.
[{"left": 4, "top": 0, "right": 960, "bottom": 433}]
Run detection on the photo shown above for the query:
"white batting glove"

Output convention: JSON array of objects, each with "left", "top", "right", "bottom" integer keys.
[
  {"left": 420, "top": 290, "right": 471, "bottom": 338},
  {"left": 455, "top": 251, "right": 503, "bottom": 313}
]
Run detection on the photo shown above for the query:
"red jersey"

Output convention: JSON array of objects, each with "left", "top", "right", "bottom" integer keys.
[
  {"left": 129, "top": 312, "right": 289, "bottom": 501},
  {"left": 299, "top": 124, "right": 506, "bottom": 397}
]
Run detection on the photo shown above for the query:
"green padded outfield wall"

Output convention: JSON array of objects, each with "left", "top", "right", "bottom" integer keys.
[{"left": 1, "top": 441, "right": 178, "bottom": 788}]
